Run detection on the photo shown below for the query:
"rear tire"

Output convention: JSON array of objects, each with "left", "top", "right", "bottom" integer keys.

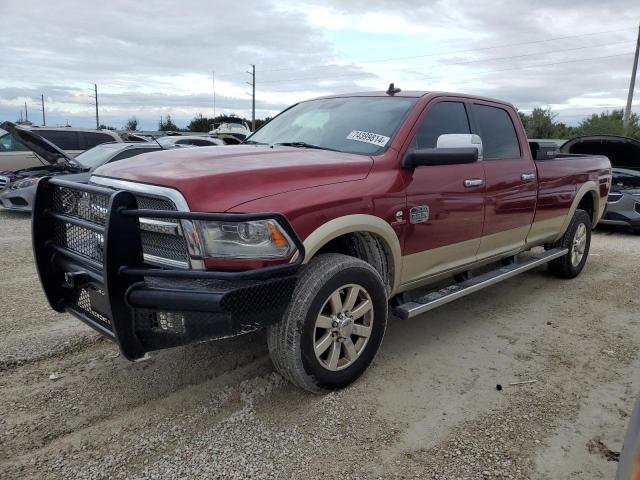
[
  {"left": 548, "top": 209, "right": 592, "bottom": 279},
  {"left": 268, "top": 254, "right": 388, "bottom": 393}
]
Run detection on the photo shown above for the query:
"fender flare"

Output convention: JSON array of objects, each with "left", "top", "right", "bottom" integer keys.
[
  {"left": 554, "top": 181, "right": 600, "bottom": 241},
  {"left": 302, "top": 214, "right": 402, "bottom": 294}
]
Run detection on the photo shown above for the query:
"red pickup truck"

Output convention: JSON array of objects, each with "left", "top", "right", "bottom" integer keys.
[{"left": 32, "top": 90, "right": 611, "bottom": 392}]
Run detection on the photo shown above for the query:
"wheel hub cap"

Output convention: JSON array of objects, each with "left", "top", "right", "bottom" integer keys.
[
  {"left": 313, "top": 284, "right": 374, "bottom": 371},
  {"left": 571, "top": 223, "right": 587, "bottom": 267}
]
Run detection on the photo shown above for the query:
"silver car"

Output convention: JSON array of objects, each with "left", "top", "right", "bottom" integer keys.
[{"left": 0, "top": 122, "right": 163, "bottom": 212}]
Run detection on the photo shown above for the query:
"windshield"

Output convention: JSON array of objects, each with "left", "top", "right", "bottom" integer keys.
[
  {"left": 74, "top": 143, "right": 124, "bottom": 169},
  {"left": 248, "top": 96, "right": 417, "bottom": 155}
]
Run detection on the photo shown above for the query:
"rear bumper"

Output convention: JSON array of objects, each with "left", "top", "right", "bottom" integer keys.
[{"left": 32, "top": 177, "right": 303, "bottom": 360}]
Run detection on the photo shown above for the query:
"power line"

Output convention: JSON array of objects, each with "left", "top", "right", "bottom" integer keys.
[
  {"left": 213, "top": 26, "right": 636, "bottom": 80},
  {"left": 265, "top": 51, "right": 634, "bottom": 94},
  {"left": 256, "top": 40, "right": 632, "bottom": 86}
]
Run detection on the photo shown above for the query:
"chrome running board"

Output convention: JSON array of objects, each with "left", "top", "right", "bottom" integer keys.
[{"left": 393, "top": 248, "right": 569, "bottom": 320}]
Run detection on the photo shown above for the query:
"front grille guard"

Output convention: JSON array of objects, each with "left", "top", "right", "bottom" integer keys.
[{"left": 32, "top": 177, "right": 305, "bottom": 359}]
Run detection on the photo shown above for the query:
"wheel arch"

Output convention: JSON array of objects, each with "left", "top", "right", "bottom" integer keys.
[
  {"left": 302, "top": 214, "right": 402, "bottom": 294},
  {"left": 554, "top": 181, "right": 600, "bottom": 241}
]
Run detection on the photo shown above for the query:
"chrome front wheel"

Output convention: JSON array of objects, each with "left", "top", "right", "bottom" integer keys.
[{"left": 314, "top": 284, "right": 374, "bottom": 371}]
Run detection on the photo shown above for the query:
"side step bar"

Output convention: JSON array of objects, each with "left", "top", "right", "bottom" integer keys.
[{"left": 393, "top": 248, "right": 568, "bottom": 320}]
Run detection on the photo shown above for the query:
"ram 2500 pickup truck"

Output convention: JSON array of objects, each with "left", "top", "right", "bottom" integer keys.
[{"left": 32, "top": 90, "right": 611, "bottom": 392}]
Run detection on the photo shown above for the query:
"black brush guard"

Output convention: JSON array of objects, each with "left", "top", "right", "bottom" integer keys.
[{"left": 32, "top": 177, "right": 303, "bottom": 360}]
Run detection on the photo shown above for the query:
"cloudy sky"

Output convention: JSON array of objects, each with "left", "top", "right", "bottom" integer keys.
[{"left": 2, "top": 0, "right": 639, "bottom": 130}]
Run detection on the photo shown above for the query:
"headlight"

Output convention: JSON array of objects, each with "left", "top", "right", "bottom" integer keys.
[
  {"left": 11, "top": 177, "right": 40, "bottom": 190},
  {"left": 198, "top": 219, "right": 294, "bottom": 259}
]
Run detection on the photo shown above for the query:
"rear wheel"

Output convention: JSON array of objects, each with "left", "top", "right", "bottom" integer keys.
[
  {"left": 268, "top": 254, "right": 388, "bottom": 393},
  {"left": 548, "top": 209, "right": 592, "bottom": 279}
]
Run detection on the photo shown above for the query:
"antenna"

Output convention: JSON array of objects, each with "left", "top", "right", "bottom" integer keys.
[{"left": 386, "top": 83, "right": 401, "bottom": 95}]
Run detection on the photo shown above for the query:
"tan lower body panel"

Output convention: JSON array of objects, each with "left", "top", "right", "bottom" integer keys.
[{"left": 399, "top": 216, "right": 566, "bottom": 292}]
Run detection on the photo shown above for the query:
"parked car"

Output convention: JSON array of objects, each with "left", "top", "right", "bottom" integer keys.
[
  {"left": 561, "top": 135, "right": 640, "bottom": 233},
  {"left": 30, "top": 90, "right": 611, "bottom": 393},
  {"left": 0, "top": 124, "right": 121, "bottom": 172},
  {"left": 157, "top": 135, "right": 224, "bottom": 147},
  {"left": 0, "top": 122, "right": 162, "bottom": 212},
  {"left": 209, "top": 121, "right": 251, "bottom": 144}
]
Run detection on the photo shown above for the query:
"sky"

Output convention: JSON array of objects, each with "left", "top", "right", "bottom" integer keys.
[{"left": 2, "top": 0, "right": 639, "bottom": 130}]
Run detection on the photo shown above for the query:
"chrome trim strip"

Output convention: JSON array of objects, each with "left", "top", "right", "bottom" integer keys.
[
  {"left": 394, "top": 248, "right": 568, "bottom": 319},
  {"left": 143, "top": 253, "right": 189, "bottom": 269},
  {"left": 90, "top": 175, "right": 205, "bottom": 269}
]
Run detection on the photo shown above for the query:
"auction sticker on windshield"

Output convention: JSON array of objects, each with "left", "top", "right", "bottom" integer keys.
[{"left": 346, "top": 130, "right": 390, "bottom": 147}]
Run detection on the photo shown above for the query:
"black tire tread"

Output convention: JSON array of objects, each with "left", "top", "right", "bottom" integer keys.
[{"left": 267, "top": 253, "right": 387, "bottom": 393}]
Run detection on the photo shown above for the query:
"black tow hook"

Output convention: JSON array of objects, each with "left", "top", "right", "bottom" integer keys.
[{"left": 62, "top": 271, "right": 89, "bottom": 289}]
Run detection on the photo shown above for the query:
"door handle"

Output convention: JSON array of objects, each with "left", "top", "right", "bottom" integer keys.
[
  {"left": 521, "top": 173, "right": 536, "bottom": 182},
  {"left": 464, "top": 179, "right": 483, "bottom": 188}
]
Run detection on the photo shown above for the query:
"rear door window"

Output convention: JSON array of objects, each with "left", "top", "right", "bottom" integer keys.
[
  {"left": 411, "top": 101, "right": 470, "bottom": 149},
  {"left": 37, "top": 130, "right": 81, "bottom": 151},
  {"left": 471, "top": 104, "right": 521, "bottom": 159},
  {"left": 81, "top": 132, "right": 117, "bottom": 149}
]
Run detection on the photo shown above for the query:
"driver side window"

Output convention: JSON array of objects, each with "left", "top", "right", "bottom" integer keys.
[{"left": 411, "top": 101, "right": 470, "bottom": 150}]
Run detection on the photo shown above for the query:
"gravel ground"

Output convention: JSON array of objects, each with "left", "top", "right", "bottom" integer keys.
[{"left": 0, "top": 210, "right": 638, "bottom": 479}]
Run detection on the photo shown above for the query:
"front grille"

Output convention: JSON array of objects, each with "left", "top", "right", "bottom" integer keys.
[{"left": 50, "top": 184, "right": 190, "bottom": 268}]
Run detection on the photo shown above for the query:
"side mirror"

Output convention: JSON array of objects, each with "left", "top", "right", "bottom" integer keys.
[{"left": 403, "top": 134, "right": 483, "bottom": 168}]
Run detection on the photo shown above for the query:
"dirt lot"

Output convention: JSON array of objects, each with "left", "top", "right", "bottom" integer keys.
[{"left": 0, "top": 210, "right": 638, "bottom": 480}]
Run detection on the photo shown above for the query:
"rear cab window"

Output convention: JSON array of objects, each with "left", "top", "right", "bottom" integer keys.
[{"left": 470, "top": 104, "right": 521, "bottom": 160}]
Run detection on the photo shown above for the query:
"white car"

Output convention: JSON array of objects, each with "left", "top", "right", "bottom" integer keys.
[
  {"left": 0, "top": 126, "right": 121, "bottom": 172},
  {"left": 156, "top": 135, "right": 224, "bottom": 148}
]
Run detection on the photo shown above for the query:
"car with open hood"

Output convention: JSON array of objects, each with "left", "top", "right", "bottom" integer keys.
[
  {"left": 561, "top": 135, "right": 640, "bottom": 233},
  {"left": 0, "top": 124, "right": 121, "bottom": 172},
  {"left": 0, "top": 122, "right": 162, "bottom": 212}
]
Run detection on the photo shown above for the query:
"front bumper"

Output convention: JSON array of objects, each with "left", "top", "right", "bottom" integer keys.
[
  {"left": 600, "top": 192, "right": 640, "bottom": 228},
  {"left": 0, "top": 186, "right": 35, "bottom": 212},
  {"left": 32, "top": 177, "right": 303, "bottom": 360}
]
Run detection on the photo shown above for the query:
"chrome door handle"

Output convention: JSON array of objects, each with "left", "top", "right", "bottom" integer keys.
[
  {"left": 521, "top": 173, "right": 536, "bottom": 182},
  {"left": 464, "top": 179, "right": 483, "bottom": 188}
]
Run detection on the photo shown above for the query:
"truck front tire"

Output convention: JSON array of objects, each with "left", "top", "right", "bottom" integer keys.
[
  {"left": 548, "top": 209, "right": 592, "bottom": 279},
  {"left": 268, "top": 254, "right": 388, "bottom": 393}
]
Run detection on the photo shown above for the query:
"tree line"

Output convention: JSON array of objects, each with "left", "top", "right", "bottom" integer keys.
[
  {"left": 119, "top": 114, "right": 272, "bottom": 132},
  {"left": 118, "top": 108, "right": 640, "bottom": 140},
  {"left": 518, "top": 108, "right": 640, "bottom": 140}
]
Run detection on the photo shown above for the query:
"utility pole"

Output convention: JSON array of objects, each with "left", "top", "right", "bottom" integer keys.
[
  {"left": 24, "top": 102, "right": 28, "bottom": 122},
  {"left": 246, "top": 64, "right": 255, "bottom": 131},
  {"left": 623, "top": 24, "right": 640, "bottom": 133},
  {"left": 94, "top": 84, "right": 99, "bottom": 129},
  {"left": 41, "top": 94, "right": 46, "bottom": 126},
  {"left": 212, "top": 71, "right": 216, "bottom": 119}
]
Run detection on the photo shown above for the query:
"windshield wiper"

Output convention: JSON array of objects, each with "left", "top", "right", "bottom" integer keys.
[
  {"left": 273, "top": 142, "right": 337, "bottom": 152},
  {"left": 243, "top": 139, "right": 268, "bottom": 145}
]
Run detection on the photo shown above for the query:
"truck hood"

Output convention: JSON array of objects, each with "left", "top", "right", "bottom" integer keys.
[{"left": 93, "top": 145, "right": 373, "bottom": 211}]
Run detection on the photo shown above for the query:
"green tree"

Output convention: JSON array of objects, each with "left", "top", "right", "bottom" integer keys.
[
  {"left": 159, "top": 115, "right": 178, "bottom": 131},
  {"left": 574, "top": 109, "right": 640, "bottom": 139},
  {"left": 98, "top": 124, "right": 116, "bottom": 131},
  {"left": 187, "top": 114, "right": 214, "bottom": 132},
  {"left": 519, "top": 107, "right": 575, "bottom": 139},
  {"left": 124, "top": 116, "right": 138, "bottom": 131}
]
